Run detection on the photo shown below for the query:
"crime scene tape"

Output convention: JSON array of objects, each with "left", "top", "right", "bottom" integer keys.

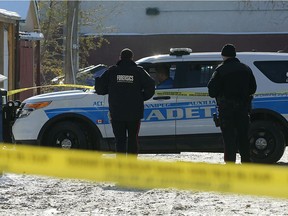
[
  {"left": 0, "top": 144, "right": 288, "bottom": 199},
  {"left": 156, "top": 91, "right": 209, "bottom": 97},
  {"left": 156, "top": 90, "right": 288, "bottom": 97},
  {"left": 7, "top": 84, "right": 288, "bottom": 98},
  {"left": 7, "top": 84, "right": 94, "bottom": 96}
]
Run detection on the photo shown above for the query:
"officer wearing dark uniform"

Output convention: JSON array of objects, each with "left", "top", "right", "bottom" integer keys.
[
  {"left": 95, "top": 48, "right": 155, "bottom": 155},
  {"left": 207, "top": 44, "right": 257, "bottom": 163}
]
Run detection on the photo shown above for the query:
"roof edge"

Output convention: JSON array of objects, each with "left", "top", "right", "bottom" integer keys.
[{"left": 0, "top": 8, "right": 21, "bottom": 21}]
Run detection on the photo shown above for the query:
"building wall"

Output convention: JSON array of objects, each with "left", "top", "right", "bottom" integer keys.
[
  {"left": 3, "top": 27, "right": 8, "bottom": 90},
  {"left": 18, "top": 40, "right": 34, "bottom": 101},
  {"left": 0, "top": 1, "right": 40, "bottom": 100},
  {"left": 80, "top": 1, "right": 288, "bottom": 35},
  {"left": 88, "top": 33, "right": 288, "bottom": 66},
  {"left": 0, "top": 22, "right": 4, "bottom": 89},
  {"left": 0, "top": 20, "right": 18, "bottom": 94},
  {"left": 81, "top": 1, "right": 288, "bottom": 66}
]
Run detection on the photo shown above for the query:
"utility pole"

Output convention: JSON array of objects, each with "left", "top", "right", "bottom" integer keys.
[{"left": 64, "top": 0, "right": 79, "bottom": 84}]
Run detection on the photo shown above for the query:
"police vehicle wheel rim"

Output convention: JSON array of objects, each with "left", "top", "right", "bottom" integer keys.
[
  {"left": 59, "top": 138, "right": 73, "bottom": 149},
  {"left": 255, "top": 137, "right": 267, "bottom": 150},
  {"left": 55, "top": 131, "right": 78, "bottom": 149},
  {"left": 249, "top": 130, "right": 275, "bottom": 159}
]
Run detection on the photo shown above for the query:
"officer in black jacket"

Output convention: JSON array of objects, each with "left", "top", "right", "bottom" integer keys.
[
  {"left": 207, "top": 44, "right": 257, "bottom": 163},
  {"left": 95, "top": 48, "right": 155, "bottom": 155}
]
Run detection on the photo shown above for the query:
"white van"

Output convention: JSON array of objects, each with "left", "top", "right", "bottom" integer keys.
[{"left": 12, "top": 49, "right": 288, "bottom": 163}]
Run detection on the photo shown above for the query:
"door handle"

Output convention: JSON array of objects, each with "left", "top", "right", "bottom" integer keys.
[{"left": 153, "top": 96, "right": 171, "bottom": 100}]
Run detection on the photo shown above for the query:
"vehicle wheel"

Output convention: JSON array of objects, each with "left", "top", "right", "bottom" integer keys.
[
  {"left": 249, "top": 120, "right": 286, "bottom": 163},
  {"left": 44, "top": 121, "right": 88, "bottom": 149}
]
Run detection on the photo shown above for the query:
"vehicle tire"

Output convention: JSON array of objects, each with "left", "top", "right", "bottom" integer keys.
[
  {"left": 249, "top": 120, "right": 286, "bottom": 163},
  {"left": 44, "top": 121, "right": 88, "bottom": 149}
]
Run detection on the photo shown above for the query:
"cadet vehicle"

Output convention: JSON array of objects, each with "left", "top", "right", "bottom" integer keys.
[{"left": 12, "top": 49, "right": 288, "bottom": 163}]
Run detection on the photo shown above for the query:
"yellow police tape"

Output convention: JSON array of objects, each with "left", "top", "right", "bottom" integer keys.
[
  {"left": 156, "top": 91, "right": 209, "bottom": 97},
  {"left": 156, "top": 90, "right": 288, "bottom": 97},
  {"left": 7, "top": 84, "right": 94, "bottom": 96},
  {"left": 0, "top": 144, "right": 287, "bottom": 199},
  {"left": 7, "top": 84, "right": 288, "bottom": 98}
]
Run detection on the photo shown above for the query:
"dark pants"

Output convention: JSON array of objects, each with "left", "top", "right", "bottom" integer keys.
[
  {"left": 111, "top": 120, "right": 141, "bottom": 154},
  {"left": 219, "top": 108, "right": 251, "bottom": 163}
]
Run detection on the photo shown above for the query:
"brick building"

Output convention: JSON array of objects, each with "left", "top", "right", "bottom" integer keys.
[{"left": 79, "top": 1, "right": 288, "bottom": 66}]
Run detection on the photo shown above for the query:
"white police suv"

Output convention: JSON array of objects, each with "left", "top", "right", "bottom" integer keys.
[{"left": 12, "top": 49, "right": 288, "bottom": 163}]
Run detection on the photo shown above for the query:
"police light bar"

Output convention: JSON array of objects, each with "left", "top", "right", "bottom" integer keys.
[{"left": 169, "top": 48, "right": 192, "bottom": 56}]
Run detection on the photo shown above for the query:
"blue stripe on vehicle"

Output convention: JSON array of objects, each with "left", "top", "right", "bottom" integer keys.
[
  {"left": 45, "top": 107, "right": 111, "bottom": 124},
  {"left": 143, "top": 102, "right": 216, "bottom": 122},
  {"left": 253, "top": 96, "right": 288, "bottom": 114},
  {"left": 44, "top": 96, "right": 288, "bottom": 124}
]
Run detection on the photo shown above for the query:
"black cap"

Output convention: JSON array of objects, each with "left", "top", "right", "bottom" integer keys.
[
  {"left": 120, "top": 48, "right": 133, "bottom": 60},
  {"left": 221, "top": 44, "right": 236, "bottom": 57}
]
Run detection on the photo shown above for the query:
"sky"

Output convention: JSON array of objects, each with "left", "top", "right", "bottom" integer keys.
[{"left": 0, "top": 0, "right": 31, "bottom": 20}]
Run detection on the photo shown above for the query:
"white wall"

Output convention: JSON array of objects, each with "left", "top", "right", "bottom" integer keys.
[{"left": 80, "top": 1, "right": 288, "bottom": 35}]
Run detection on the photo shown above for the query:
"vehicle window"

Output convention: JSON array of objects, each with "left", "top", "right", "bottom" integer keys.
[
  {"left": 173, "top": 62, "right": 220, "bottom": 88},
  {"left": 140, "top": 61, "right": 220, "bottom": 89},
  {"left": 254, "top": 61, "right": 288, "bottom": 83},
  {"left": 140, "top": 63, "right": 176, "bottom": 89},
  {"left": 76, "top": 64, "right": 107, "bottom": 86}
]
